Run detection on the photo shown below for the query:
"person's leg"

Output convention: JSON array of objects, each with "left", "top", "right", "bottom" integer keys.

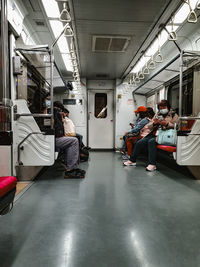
[
  {"left": 122, "top": 135, "right": 127, "bottom": 151},
  {"left": 147, "top": 137, "right": 157, "bottom": 167},
  {"left": 130, "top": 137, "right": 149, "bottom": 162},
  {"left": 56, "top": 137, "right": 79, "bottom": 170},
  {"left": 127, "top": 137, "right": 135, "bottom": 156},
  {"left": 76, "top": 133, "right": 83, "bottom": 147}
]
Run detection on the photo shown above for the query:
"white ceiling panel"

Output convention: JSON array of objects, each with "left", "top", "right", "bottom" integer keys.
[{"left": 71, "top": 0, "right": 181, "bottom": 79}]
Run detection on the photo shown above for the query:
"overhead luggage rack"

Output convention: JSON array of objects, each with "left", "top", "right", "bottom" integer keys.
[{"left": 131, "top": 50, "right": 200, "bottom": 96}]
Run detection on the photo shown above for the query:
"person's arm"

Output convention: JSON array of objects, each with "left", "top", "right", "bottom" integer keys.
[
  {"left": 130, "top": 118, "right": 149, "bottom": 133},
  {"left": 168, "top": 113, "right": 178, "bottom": 129}
]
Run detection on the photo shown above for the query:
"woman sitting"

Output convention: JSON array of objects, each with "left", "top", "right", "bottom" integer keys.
[
  {"left": 126, "top": 107, "right": 155, "bottom": 156},
  {"left": 123, "top": 100, "right": 178, "bottom": 172},
  {"left": 121, "top": 106, "right": 148, "bottom": 154}
]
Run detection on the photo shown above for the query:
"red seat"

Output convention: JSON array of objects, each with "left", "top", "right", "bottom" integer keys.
[
  {"left": 157, "top": 145, "right": 176, "bottom": 153},
  {"left": 0, "top": 176, "right": 17, "bottom": 198}
]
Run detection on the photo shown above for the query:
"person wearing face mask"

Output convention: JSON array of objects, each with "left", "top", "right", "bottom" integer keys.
[
  {"left": 123, "top": 100, "right": 178, "bottom": 172},
  {"left": 43, "top": 93, "right": 51, "bottom": 114},
  {"left": 153, "top": 100, "right": 178, "bottom": 130}
]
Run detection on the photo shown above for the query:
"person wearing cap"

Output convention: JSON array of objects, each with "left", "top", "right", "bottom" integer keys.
[
  {"left": 121, "top": 106, "right": 149, "bottom": 154},
  {"left": 124, "top": 100, "right": 178, "bottom": 171},
  {"left": 126, "top": 106, "right": 148, "bottom": 135}
]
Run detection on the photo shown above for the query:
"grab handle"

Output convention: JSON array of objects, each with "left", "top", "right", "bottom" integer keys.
[{"left": 59, "top": 3, "right": 71, "bottom": 22}]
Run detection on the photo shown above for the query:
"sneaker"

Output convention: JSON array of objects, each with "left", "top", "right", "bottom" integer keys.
[
  {"left": 122, "top": 154, "right": 130, "bottom": 160},
  {"left": 120, "top": 149, "right": 126, "bottom": 155},
  {"left": 123, "top": 160, "right": 136, "bottom": 166},
  {"left": 146, "top": 165, "right": 157, "bottom": 172}
]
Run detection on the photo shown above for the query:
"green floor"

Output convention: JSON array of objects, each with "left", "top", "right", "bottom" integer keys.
[{"left": 0, "top": 152, "right": 200, "bottom": 267}]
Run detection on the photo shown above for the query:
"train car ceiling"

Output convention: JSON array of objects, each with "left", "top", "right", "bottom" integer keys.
[{"left": 15, "top": 0, "right": 182, "bottom": 82}]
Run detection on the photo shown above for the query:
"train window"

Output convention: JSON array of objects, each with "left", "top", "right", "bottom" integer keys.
[
  {"left": 147, "top": 95, "right": 156, "bottom": 109},
  {"left": 167, "top": 70, "right": 193, "bottom": 115},
  {"left": 95, "top": 93, "right": 107, "bottom": 118}
]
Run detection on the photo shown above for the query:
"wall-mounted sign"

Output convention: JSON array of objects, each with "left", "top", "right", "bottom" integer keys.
[{"left": 63, "top": 99, "right": 83, "bottom": 105}]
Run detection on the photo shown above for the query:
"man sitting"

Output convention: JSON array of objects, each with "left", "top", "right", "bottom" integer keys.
[
  {"left": 63, "top": 108, "right": 90, "bottom": 150},
  {"left": 54, "top": 101, "right": 85, "bottom": 178}
]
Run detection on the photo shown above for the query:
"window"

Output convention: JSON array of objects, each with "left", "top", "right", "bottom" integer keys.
[
  {"left": 167, "top": 70, "right": 193, "bottom": 115},
  {"left": 95, "top": 93, "right": 107, "bottom": 118}
]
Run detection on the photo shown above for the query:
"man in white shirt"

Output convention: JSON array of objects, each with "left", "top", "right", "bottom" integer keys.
[{"left": 63, "top": 108, "right": 83, "bottom": 147}]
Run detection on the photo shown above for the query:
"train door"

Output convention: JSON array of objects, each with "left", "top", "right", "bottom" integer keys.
[{"left": 88, "top": 90, "right": 114, "bottom": 149}]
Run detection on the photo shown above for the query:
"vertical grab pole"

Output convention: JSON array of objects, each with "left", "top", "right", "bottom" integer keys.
[
  {"left": 50, "top": 23, "right": 69, "bottom": 129},
  {"left": 1, "top": 0, "right": 9, "bottom": 102},
  {"left": 179, "top": 50, "right": 184, "bottom": 117},
  {"left": 50, "top": 48, "right": 54, "bottom": 129},
  {"left": 179, "top": 51, "right": 183, "bottom": 117}
]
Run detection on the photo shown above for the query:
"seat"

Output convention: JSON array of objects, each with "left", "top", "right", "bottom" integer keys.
[
  {"left": 157, "top": 145, "right": 176, "bottom": 153},
  {"left": 0, "top": 176, "right": 17, "bottom": 215}
]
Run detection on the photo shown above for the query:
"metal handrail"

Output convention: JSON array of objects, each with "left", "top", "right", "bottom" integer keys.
[
  {"left": 16, "top": 113, "right": 52, "bottom": 118},
  {"left": 17, "top": 132, "right": 45, "bottom": 165},
  {"left": 179, "top": 117, "right": 200, "bottom": 120},
  {"left": 14, "top": 113, "right": 53, "bottom": 120}
]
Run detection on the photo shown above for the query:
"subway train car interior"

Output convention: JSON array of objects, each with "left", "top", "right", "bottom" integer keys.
[{"left": 1, "top": 0, "right": 200, "bottom": 266}]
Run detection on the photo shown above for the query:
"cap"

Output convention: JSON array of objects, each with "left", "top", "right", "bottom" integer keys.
[{"left": 134, "top": 106, "right": 147, "bottom": 113}]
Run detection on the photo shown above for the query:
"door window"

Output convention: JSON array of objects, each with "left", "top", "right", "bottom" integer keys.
[{"left": 95, "top": 93, "right": 107, "bottom": 118}]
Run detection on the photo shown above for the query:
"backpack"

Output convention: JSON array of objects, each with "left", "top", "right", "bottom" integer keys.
[{"left": 80, "top": 147, "right": 89, "bottom": 162}]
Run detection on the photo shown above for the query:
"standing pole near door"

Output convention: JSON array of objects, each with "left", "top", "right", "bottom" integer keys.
[
  {"left": 179, "top": 51, "right": 183, "bottom": 117},
  {"left": 1, "top": 0, "right": 9, "bottom": 102}
]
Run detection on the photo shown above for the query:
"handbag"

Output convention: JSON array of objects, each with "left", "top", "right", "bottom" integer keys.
[
  {"left": 126, "top": 131, "right": 140, "bottom": 138},
  {"left": 157, "top": 124, "right": 177, "bottom": 146}
]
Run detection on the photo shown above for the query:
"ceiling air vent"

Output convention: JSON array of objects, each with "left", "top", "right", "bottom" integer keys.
[
  {"left": 96, "top": 74, "right": 109, "bottom": 78},
  {"left": 34, "top": 20, "right": 46, "bottom": 27},
  {"left": 92, "top": 35, "right": 131, "bottom": 53}
]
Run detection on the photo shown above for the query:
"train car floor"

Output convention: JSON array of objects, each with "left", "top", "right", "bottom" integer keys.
[{"left": 0, "top": 151, "right": 200, "bottom": 267}]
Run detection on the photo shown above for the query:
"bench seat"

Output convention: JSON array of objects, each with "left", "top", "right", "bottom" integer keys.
[{"left": 157, "top": 145, "right": 176, "bottom": 153}]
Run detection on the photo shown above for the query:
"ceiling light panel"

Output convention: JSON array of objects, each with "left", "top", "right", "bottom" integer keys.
[
  {"left": 62, "top": 54, "right": 73, "bottom": 72},
  {"left": 41, "top": 0, "right": 60, "bottom": 18},
  {"left": 49, "top": 20, "right": 63, "bottom": 37},
  {"left": 58, "top": 36, "right": 70, "bottom": 53}
]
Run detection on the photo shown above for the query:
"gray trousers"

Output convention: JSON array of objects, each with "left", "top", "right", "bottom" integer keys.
[{"left": 56, "top": 137, "right": 79, "bottom": 170}]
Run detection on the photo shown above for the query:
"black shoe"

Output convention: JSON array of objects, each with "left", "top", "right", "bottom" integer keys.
[
  {"left": 64, "top": 169, "right": 85, "bottom": 179},
  {"left": 74, "top": 168, "right": 86, "bottom": 175},
  {"left": 83, "top": 146, "right": 91, "bottom": 150}
]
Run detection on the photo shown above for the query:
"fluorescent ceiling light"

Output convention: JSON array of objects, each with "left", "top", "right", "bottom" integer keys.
[
  {"left": 129, "top": 0, "right": 200, "bottom": 78},
  {"left": 190, "top": 0, "right": 199, "bottom": 9},
  {"left": 173, "top": 0, "right": 198, "bottom": 24},
  {"left": 49, "top": 20, "right": 63, "bottom": 37},
  {"left": 49, "top": 21, "right": 70, "bottom": 53},
  {"left": 159, "top": 29, "right": 169, "bottom": 46},
  {"left": 41, "top": 0, "right": 60, "bottom": 18},
  {"left": 58, "top": 36, "right": 70, "bottom": 53},
  {"left": 62, "top": 54, "right": 73, "bottom": 72},
  {"left": 49, "top": 20, "right": 72, "bottom": 71},
  {"left": 173, "top": 4, "right": 189, "bottom": 24}
]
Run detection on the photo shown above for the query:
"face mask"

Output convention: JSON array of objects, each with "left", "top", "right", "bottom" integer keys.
[
  {"left": 159, "top": 108, "right": 168, "bottom": 115},
  {"left": 136, "top": 114, "right": 140, "bottom": 119},
  {"left": 45, "top": 100, "right": 51, "bottom": 108}
]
